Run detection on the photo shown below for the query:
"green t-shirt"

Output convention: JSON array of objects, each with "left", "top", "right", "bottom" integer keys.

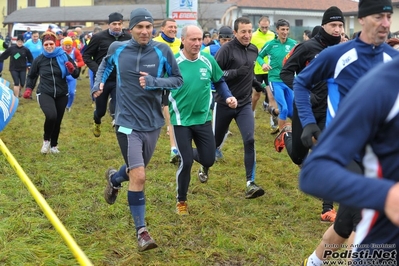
[
  {"left": 169, "top": 51, "right": 223, "bottom": 126},
  {"left": 257, "top": 38, "right": 297, "bottom": 82}
]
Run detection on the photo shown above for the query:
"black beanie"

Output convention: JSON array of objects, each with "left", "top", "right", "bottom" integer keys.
[
  {"left": 129, "top": 8, "right": 154, "bottom": 29},
  {"left": 108, "top": 12, "right": 123, "bottom": 24},
  {"left": 358, "top": 0, "right": 393, "bottom": 18},
  {"left": 322, "top": 6, "right": 345, "bottom": 25}
]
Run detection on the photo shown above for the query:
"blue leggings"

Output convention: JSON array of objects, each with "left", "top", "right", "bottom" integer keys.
[
  {"left": 66, "top": 75, "right": 77, "bottom": 108},
  {"left": 269, "top": 81, "right": 294, "bottom": 120}
]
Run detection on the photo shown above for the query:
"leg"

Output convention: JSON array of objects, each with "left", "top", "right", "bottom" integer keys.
[
  {"left": 235, "top": 104, "right": 264, "bottom": 199},
  {"left": 66, "top": 77, "right": 77, "bottom": 109},
  {"left": 115, "top": 129, "right": 160, "bottom": 251},
  {"left": 49, "top": 95, "right": 68, "bottom": 149},
  {"left": 38, "top": 93, "right": 57, "bottom": 153},
  {"left": 173, "top": 125, "right": 194, "bottom": 203},
  {"left": 193, "top": 122, "right": 216, "bottom": 183},
  {"left": 92, "top": 80, "right": 116, "bottom": 136},
  {"left": 251, "top": 89, "right": 261, "bottom": 112},
  {"left": 10, "top": 70, "right": 20, "bottom": 97}
]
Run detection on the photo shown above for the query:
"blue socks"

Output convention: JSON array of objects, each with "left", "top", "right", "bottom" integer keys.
[
  {"left": 111, "top": 165, "right": 129, "bottom": 187},
  {"left": 128, "top": 191, "right": 146, "bottom": 232}
]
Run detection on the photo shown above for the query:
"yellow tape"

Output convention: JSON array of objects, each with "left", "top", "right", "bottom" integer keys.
[{"left": 0, "top": 138, "right": 93, "bottom": 266}]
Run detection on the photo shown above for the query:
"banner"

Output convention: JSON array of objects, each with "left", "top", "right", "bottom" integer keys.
[
  {"left": 0, "top": 78, "right": 18, "bottom": 132},
  {"left": 167, "top": 0, "right": 198, "bottom": 37}
]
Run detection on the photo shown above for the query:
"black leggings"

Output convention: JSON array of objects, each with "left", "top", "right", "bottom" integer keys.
[
  {"left": 10, "top": 70, "right": 27, "bottom": 87},
  {"left": 174, "top": 121, "right": 215, "bottom": 201},
  {"left": 93, "top": 80, "right": 116, "bottom": 124},
  {"left": 38, "top": 93, "right": 68, "bottom": 147},
  {"left": 214, "top": 102, "right": 255, "bottom": 181}
]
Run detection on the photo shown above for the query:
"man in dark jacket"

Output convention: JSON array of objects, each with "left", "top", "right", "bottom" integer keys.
[
  {"left": 83, "top": 12, "right": 131, "bottom": 137},
  {"left": 212, "top": 17, "right": 265, "bottom": 199}
]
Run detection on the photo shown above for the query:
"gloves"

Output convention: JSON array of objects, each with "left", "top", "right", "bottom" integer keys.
[
  {"left": 236, "top": 65, "right": 249, "bottom": 77},
  {"left": 65, "top": 61, "right": 75, "bottom": 74},
  {"left": 23, "top": 88, "right": 32, "bottom": 99},
  {"left": 301, "top": 123, "right": 321, "bottom": 149}
]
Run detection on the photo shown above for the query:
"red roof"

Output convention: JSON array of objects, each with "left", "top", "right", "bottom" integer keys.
[{"left": 227, "top": 0, "right": 359, "bottom": 12}]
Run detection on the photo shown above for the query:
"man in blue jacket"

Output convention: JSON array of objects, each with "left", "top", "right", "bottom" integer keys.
[{"left": 92, "top": 8, "right": 183, "bottom": 252}]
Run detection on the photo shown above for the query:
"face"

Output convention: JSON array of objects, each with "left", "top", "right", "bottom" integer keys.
[
  {"left": 182, "top": 26, "right": 202, "bottom": 59},
  {"left": 203, "top": 34, "right": 211, "bottom": 45},
  {"left": 43, "top": 40, "right": 56, "bottom": 53},
  {"left": 258, "top": 19, "right": 270, "bottom": 34},
  {"left": 323, "top": 21, "right": 344, "bottom": 37},
  {"left": 276, "top": 26, "right": 290, "bottom": 42},
  {"left": 16, "top": 40, "right": 23, "bottom": 47},
  {"left": 162, "top": 21, "right": 177, "bottom": 38},
  {"left": 303, "top": 32, "right": 309, "bottom": 41},
  {"left": 359, "top": 13, "right": 391, "bottom": 46},
  {"left": 63, "top": 43, "right": 72, "bottom": 50},
  {"left": 131, "top": 21, "right": 153, "bottom": 45},
  {"left": 32, "top": 33, "right": 39, "bottom": 42},
  {"left": 219, "top": 37, "right": 232, "bottom": 45},
  {"left": 234, "top": 23, "right": 252, "bottom": 46},
  {"left": 109, "top": 21, "right": 123, "bottom": 33}
]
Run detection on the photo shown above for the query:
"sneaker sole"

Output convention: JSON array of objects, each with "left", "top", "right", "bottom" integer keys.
[
  {"left": 245, "top": 189, "right": 265, "bottom": 199},
  {"left": 198, "top": 169, "right": 208, "bottom": 183},
  {"left": 104, "top": 168, "right": 117, "bottom": 205},
  {"left": 138, "top": 242, "right": 158, "bottom": 252}
]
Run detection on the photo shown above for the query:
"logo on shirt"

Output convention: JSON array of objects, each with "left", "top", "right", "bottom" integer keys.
[
  {"left": 143, "top": 64, "right": 155, "bottom": 68},
  {"left": 199, "top": 68, "right": 208, "bottom": 80}
]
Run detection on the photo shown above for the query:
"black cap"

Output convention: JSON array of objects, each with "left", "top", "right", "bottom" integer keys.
[
  {"left": 218, "top": 26, "right": 233, "bottom": 39},
  {"left": 203, "top": 31, "right": 211, "bottom": 38},
  {"left": 358, "top": 0, "right": 393, "bottom": 18},
  {"left": 322, "top": 6, "right": 345, "bottom": 25},
  {"left": 109, "top": 12, "right": 123, "bottom": 24}
]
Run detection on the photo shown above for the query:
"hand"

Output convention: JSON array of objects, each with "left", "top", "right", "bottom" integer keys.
[
  {"left": 139, "top": 71, "right": 149, "bottom": 89},
  {"left": 301, "top": 123, "right": 321, "bottom": 148},
  {"left": 92, "top": 83, "right": 104, "bottom": 98},
  {"left": 23, "top": 88, "right": 32, "bottom": 99},
  {"left": 385, "top": 183, "right": 399, "bottom": 226},
  {"left": 261, "top": 64, "right": 272, "bottom": 72},
  {"left": 236, "top": 65, "right": 249, "bottom": 77},
  {"left": 65, "top": 61, "right": 75, "bottom": 74},
  {"left": 226, "top": 97, "right": 237, "bottom": 109}
]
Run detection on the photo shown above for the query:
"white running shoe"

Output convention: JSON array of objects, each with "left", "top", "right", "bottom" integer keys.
[
  {"left": 41, "top": 140, "right": 50, "bottom": 154},
  {"left": 50, "top": 146, "right": 60, "bottom": 154}
]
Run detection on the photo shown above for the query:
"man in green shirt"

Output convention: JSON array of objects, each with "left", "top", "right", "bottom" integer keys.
[{"left": 169, "top": 25, "right": 237, "bottom": 215}]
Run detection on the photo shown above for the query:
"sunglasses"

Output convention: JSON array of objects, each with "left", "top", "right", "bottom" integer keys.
[{"left": 44, "top": 43, "right": 55, "bottom": 47}]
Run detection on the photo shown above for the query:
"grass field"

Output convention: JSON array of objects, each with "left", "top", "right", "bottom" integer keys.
[{"left": 0, "top": 70, "right": 331, "bottom": 265}]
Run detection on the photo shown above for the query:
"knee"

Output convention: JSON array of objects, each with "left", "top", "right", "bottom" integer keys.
[
  {"left": 333, "top": 221, "right": 352, "bottom": 239},
  {"left": 243, "top": 135, "right": 255, "bottom": 147},
  {"left": 129, "top": 167, "right": 146, "bottom": 185}
]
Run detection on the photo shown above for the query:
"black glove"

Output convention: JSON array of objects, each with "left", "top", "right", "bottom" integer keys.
[
  {"left": 236, "top": 65, "right": 249, "bottom": 77},
  {"left": 301, "top": 123, "right": 321, "bottom": 149}
]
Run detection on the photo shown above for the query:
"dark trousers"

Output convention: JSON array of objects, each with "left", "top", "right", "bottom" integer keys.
[
  {"left": 174, "top": 121, "right": 215, "bottom": 201},
  {"left": 38, "top": 93, "right": 68, "bottom": 147},
  {"left": 93, "top": 80, "right": 116, "bottom": 124},
  {"left": 214, "top": 102, "right": 255, "bottom": 181},
  {"left": 285, "top": 104, "right": 333, "bottom": 211}
]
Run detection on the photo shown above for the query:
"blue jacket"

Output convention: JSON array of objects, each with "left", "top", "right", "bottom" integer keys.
[
  {"left": 94, "top": 39, "right": 183, "bottom": 132},
  {"left": 300, "top": 56, "right": 399, "bottom": 252},
  {"left": 294, "top": 35, "right": 399, "bottom": 128}
]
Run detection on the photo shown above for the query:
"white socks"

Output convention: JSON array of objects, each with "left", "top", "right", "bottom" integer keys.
[{"left": 307, "top": 251, "right": 322, "bottom": 266}]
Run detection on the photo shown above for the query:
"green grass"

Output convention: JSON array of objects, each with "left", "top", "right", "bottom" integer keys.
[{"left": 0, "top": 71, "right": 330, "bottom": 266}]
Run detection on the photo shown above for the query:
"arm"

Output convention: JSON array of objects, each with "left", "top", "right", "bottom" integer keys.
[
  {"left": 144, "top": 47, "right": 183, "bottom": 90},
  {"left": 293, "top": 50, "right": 332, "bottom": 128},
  {"left": 300, "top": 69, "right": 395, "bottom": 211},
  {"left": 280, "top": 43, "right": 306, "bottom": 89},
  {"left": 74, "top": 49, "right": 85, "bottom": 68},
  {"left": 82, "top": 34, "right": 100, "bottom": 73},
  {"left": 214, "top": 45, "right": 249, "bottom": 81},
  {"left": 26, "top": 57, "right": 40, "bottom": 90},
  {"left": 213, "top": 78, "right": 232, "bottom": 100}
]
